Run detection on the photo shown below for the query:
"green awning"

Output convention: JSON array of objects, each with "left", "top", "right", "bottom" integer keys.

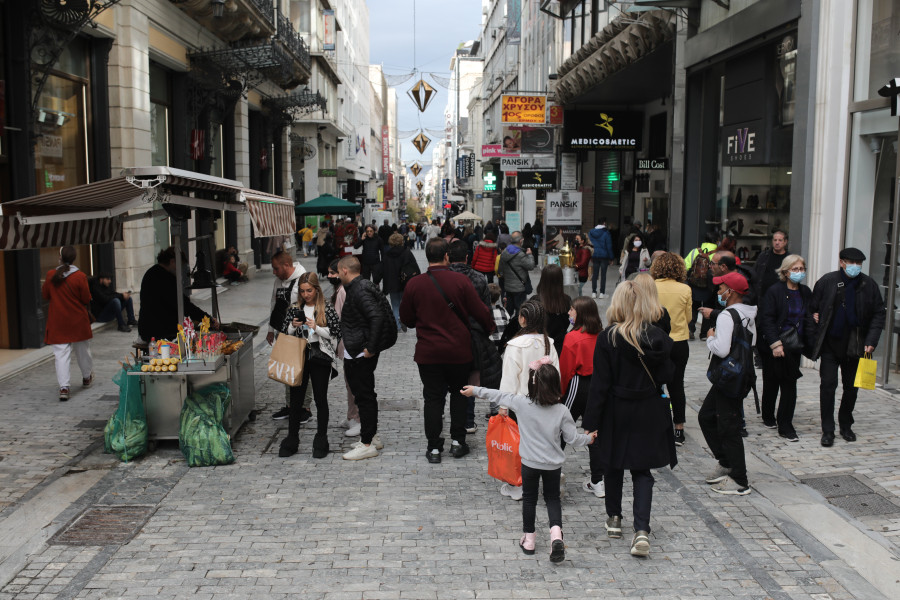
[{"left": 295, "top": 194, "right": 363, "bottom": 215}]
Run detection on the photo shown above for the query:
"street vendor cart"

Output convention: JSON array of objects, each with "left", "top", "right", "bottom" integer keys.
[{"left": 0, "top": 166, "right": 297, "bottom": 442}]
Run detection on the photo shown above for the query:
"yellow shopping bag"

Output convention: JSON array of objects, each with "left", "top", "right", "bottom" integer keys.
[{"left": 853, "top": 353, "right": 877, "bottom": 390}]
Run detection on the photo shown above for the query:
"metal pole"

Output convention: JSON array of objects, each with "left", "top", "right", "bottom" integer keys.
[
  {"left": 173, "top": 225, "right": 185, "bottom": 327},
  {"left": 880, "top": 129, "right": 900, "bottom": 387}
]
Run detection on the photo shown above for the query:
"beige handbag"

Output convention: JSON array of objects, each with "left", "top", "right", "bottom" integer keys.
[{"left": 267, "top": 334, "right": 307, "bottom": 387}]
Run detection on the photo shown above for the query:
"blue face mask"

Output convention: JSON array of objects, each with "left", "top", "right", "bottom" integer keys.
[
  {"left": 844, "top": 264, "right": 862, "bottom": 278},
  {"left": 717, "top": 293, "right": 727, "bottom": 307},
  {"left": 789, "top": 271, "right": 806, "bottom": 284}
]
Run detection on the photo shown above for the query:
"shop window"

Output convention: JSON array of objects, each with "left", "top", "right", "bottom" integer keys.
[
  {"left": 150, "top": 63, "right": 172, "bottom": 167},
  {"left": 856, "top": 0, "right": 900, "bottom": 101}
]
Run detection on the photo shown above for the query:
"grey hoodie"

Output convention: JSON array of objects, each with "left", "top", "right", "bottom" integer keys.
[
  {"left": 473, "top": 387, "right": 591, "bottom": 471},
  {"left": 707, "top": 302, "right": 758, "bottom": 357}
]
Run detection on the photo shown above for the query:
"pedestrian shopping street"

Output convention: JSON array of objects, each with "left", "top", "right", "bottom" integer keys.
[{"left": 0, "top": 251, "right": 898, "bottom": 600}]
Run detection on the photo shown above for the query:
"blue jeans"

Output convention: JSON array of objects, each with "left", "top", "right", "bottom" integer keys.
[
  {"left": 389, "top": 291, "right": 403, "bottom": 330},
  {"left": 96, "top": 297, "right": 135, "bottom": 328},
  {"left": 591, "top": 258, "right": 610, "bottom": 294}
]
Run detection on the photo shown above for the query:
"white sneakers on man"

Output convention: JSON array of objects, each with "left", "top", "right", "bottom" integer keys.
[
  {"left": 344, "top": 420, "right": 361, "bottom": 437},
  {"left": 342, "top": 441, "right": 378, "bottom": 460}
]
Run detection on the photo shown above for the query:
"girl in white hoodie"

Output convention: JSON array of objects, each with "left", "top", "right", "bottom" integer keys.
[{"left": 495, "top": 299, "right": 560, "bottom": 501}]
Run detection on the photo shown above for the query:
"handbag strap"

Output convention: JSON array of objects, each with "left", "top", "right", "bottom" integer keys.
[
  {"left": 427, "top": 272, "right": 469, "bottom": 329},
  {"left": 637, "top": 353, "right": 657, "bottom": 390},
  {"left": 502, "top": 253, "right": 527, "bottom": 286}
]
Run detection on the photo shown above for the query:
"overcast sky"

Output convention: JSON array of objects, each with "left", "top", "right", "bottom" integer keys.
[{"left": 367, "top": 0, "right": 484, "bottom": 173}]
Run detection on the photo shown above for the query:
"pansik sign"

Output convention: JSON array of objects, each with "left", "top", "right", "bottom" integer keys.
[
  {"left": 501, "top": 156, "right": 555, "bottom": 172},
  {"left": 564, "top": 111, "right": 642, "bottom": 151},
  {"left": 501, "top": 95, "right": 547, "bottom": 124},
  {"left": 546, "top": 191, "right": 582, "bottom": 226}
]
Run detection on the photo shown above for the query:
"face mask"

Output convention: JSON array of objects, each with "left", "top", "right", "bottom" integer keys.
[
  {"left": 789, "top": 271, "right": 806, "bottom": 284},
  {"left": 844, "top": 264, "right": 862, "bottom": 278},
  {"left": 633, "top": 241, "right": 642, "bottom": 248},
  {"left": 568, "top": 317, "right": 575, "bottom": 325},
  {"left": 327, "top": 277, "right": 340, "bottom": 287},
  {"left": 717, "top": 293, "right": 727, "bottom": 307}
]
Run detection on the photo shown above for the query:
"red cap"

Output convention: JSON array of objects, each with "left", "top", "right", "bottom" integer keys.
[{"left": 712, "top": 272, "right": 749, "bottom": 294}]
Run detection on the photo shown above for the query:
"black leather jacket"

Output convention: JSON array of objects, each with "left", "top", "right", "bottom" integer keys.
[{"left": 341, "top": 276, "right": 390, "bottom": 356}]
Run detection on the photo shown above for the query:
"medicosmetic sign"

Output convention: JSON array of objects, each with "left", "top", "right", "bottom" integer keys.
[
  {"left": 564, "top": 110, "right": 642, "bottom": 151},
  {"left": 501, "top": 95, "right": 547, "bottom": 124}
]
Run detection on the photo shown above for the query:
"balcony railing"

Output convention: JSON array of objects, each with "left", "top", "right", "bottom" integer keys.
[
  {"left": 278, "top": 11, "right": 311, "bottom": 71},
  {"left": 248, "top": 0, "right": 275, "bottom": 28}
]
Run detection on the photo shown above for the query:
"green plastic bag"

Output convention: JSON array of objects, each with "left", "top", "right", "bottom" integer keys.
[
  {"left": 104, "top": 365, "right": 148, "bottom": 462},
  {"left": 179, "top": 383, "right": 235, "bottom": 467}
]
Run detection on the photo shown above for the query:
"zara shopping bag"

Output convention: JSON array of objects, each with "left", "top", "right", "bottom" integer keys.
[
  {"left": 267, "top": 333, "right": 307, "bottom": 387},
  {"left": 853, "top": 353, "right": 877, "bottom": 390},
  {"left": 485, "top": 414, "right": 522, "bottom": 486}
]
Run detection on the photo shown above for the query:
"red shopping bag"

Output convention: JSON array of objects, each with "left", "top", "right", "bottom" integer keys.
[{"left": 485, "top": 414, "right": 522, "bottom": 486}]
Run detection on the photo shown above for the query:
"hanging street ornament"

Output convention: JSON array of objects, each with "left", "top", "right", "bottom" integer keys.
[
  {"left": 410, "top": 162, "right": 422, "bottom": 177},
  {"left": 412, "top": 132, "right": 431, "bottom": 154},
  {"left": 407, "top": 79, "right": 437, "bottom": 112},
  {"left": 416, "top": 181, "right": 424, "bottom": 191}
]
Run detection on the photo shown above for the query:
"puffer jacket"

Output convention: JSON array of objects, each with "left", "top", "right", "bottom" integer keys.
[
  {"left": 588, "top": 226, "right": 613, "bottom": 259},
  {"left": 471, "top": 241, "right": 498, "bottom": 274},
  {"left": 341, "top": 276, "right": 394, "bottom": 356}
]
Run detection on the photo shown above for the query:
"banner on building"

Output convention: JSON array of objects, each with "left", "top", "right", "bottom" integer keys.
[
  {"left": 507, "top": 0, "right": 521, "bottom": 45},
  {"left": 564, "top": 111, "right": 642, "bottom": 151},
  {"left": 323, "top": 9, "right": 335, "bottom": 50},
  {"left": 560, "top": 153, "right": 577, "bottom": 190},
  {"left": 548, "top": 104, "right": 564, "bottom": 126},
  {"left": 501, "top": 95, "right": 546, "bottom": 124},
  {"left": 385, "top": 173, "right": 394, "bottom": 200},
  {"left": 520, "top": 127, "right": 555, "bottom": 154},
  {"left": 482, "top": 144, "right": 517, "bottom": 158},
  {"left": 382, "top": 125, "right": 390, "bottom": 174},
  {"left": 517, "top": 170, "right": 557, "bottom": 190},
  {"left": 545, "top": 191, "right": 582, "bottom": 226},
  {"left": 442, "top": 178, "right": 448, "bottom": 200},
  {"left": 466, "top": 153, "right": 475, "bottom": 177}
]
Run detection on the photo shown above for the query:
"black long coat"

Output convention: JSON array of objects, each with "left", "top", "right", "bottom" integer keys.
[{"left": 584, "top": 326, "right": 677, "bottom": 472}]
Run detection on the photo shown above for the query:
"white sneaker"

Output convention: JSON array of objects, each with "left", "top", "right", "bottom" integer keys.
[
  {"left": 599, "top": 293, "right": 606, "bottom": 299},
  {"left": 344, "top": 420, "right": 361, "bottom": 437},
  {"left": 583, "top": 479, "right": 605, "bottom": 498},
  {"left": 500, "top": 483, "right": 523, "bottom": 501},
  {"left": 591, "top": 292, "right": 597, "bottom": 299},
  {"left": 371, "top": 434, "right": 384, "bottom": 450},
  {"left": 342, "top": 441, "right": 378, "bottom": 460}
]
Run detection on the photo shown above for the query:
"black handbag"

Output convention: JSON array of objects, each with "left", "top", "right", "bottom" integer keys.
[
  {"left": 779, "top": 324, "right": 803, "bottom": 354},
  {"left": 307, "top": 341, "right": 332, "bottom": 366}
]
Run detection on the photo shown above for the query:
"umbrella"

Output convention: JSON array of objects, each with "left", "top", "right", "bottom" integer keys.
[
  {"left": 454, "top": 210, "right": 482, "bottom": 221},
  {"left": 295, "top": 194, "right": 362, "bottom": 215}
]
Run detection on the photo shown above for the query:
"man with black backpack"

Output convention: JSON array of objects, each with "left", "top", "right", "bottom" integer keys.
[
  {"left": 684, "top": 234, "right": 718, "bottom": 339},
  {"left": 699, "top": 272, "right": 757, "bottom": 496}
]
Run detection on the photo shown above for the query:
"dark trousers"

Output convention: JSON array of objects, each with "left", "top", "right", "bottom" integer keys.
[
  {"left": 96, "top": 297, "right": 135, "bottom": 328},
  {"left": 760, "top": 348, "right": 799, "bottom": 433},
  {"left": 591, "top": 258, "right": 610, "bottom": 294},
  {"left": 689, "top": 300, "right": 714, "bottom": 337},
  {"left": 563, "top": 374, "right": 603, "bottom": 484},
  {"left": 669, "top": 340, "right": 689, "bottom": 424},
  {"left": 418, "top": 362, "right": 471, "bottom": 451},
  {"left": 604, "top": 468, "right": 654, "bottom": 533},
  {"left": 819, "top": 350, "right": 860, "bottom": 433},
  {"left": 521, "top": 464, "right": 562, "bottom": 533},
  {"left": 507, "top": 291, "right": 527, "bottom": 317},
  {"left": 345, "top": 355, "right": 379, "bottom": 444},
  {"left": 288, "top": 361, "right": 331, "bottom": 439},
  {"left": 698, "top": 386, "right": 748, "bottom": 487}
]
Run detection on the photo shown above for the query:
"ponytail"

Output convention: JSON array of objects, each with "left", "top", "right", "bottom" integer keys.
[{"left": 52, "top": 246, "right": 77, "bottom": 285}]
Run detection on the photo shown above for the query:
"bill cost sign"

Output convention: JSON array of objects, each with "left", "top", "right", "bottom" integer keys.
[{"left": 501, "top": 95, "right": 547, "bottom": 124}]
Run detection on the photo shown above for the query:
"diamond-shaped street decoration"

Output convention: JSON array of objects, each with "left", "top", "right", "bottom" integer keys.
[
  {"left": 412, "top": 132, "right": 431, "bottom": 154},
  {"left": 410, "top": 162, "right": 422, "bottom": 177},
  {"left": 416, "top": 181, "right": 424, "bottom": 191},
  {"left": 407, "top": 79, "right": 437, "bottom": 112}
]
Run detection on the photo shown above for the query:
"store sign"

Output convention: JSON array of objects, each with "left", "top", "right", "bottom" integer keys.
[
  {"left": 520, "top": 127, "right": 555, "bottom": 154},
  {"left": 501, "top": 156, "right": 555, "bottom": 172},
  {"left": 560, "top": 153, "right": 577, "bottom": 190},
  {"left": 548, "top": 104, "right": 564, "bottom": 126},
  {"left": 483, "top": 171, "right": 498, "bottom": 192},
  {"left": 564, "top": 110, "right": 642, "bottom": 151},
  {"left": 501, "top": 95, "right": 547, "bottom": 124},
  {"left": 482, "top": 144, "right": 517, "bottom": 158},
  {"left": 318, "top": 168, "right": 338, "bottom": 177},
  {"left": 381, "top": 125, "right": 390, "bottom": 174},
  {"left": 637, "top": 158, "right": 669, "bottom": 170},
  {"left": 517, "top": 170, "right": 557, "bottom": 190},
  {"left": 323, "top": 9, "right": 335, "bottom": 50},
  {"left": 546, "top": 191, "right": 582, "bottom": 226},
  {"left": 722, "top": 122, "right": 763, "bottom": 165},
  {"left": 442, "top": 178, "right": 448, "bottom": 200},
  {"left": 466, "top": 153, "right": 475, "bottom": 177},
  {"left": 36, "top": 134, "right": 63, "bottom": 158}
]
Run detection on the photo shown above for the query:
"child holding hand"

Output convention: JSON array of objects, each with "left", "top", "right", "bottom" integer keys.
[{"left": 462, "top": 359, "right": 597, "bottom": 563}]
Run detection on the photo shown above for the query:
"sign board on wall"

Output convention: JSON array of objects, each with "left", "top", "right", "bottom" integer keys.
[
  {"left": 564, "top": 111, "right": 642, "bottom": 151},
  {"left": 560, "top": 153, "right": 577, "bottom": 190},
  {"left": 545, "top": 191, "right": 582, "bottom": 226},
  {"left": 323, "top": 9, "right": 335, "bottom": 50},
  {"left": 637, "top": 158, "right": 669, "bottom": 170},
  {"left": 501, "top": 156, "right": 555, "bottom": 172},
  {"left": 520, "top": 127, "right": 555, "bottom": 154},
  {"left": 721, "top": 122, "right": 763, "bottom": 165},
  {"left": 482, "top": 144, "right": 517, "bottom": 158},
  {"left": 517, "top": 170, "right": 557, "bottom": 190},
  {"left": 506, "top": 211, "right": 521, "bottom": 233},
  {"left": 501, "top": 95, "right": 547, "bottom": 124}
]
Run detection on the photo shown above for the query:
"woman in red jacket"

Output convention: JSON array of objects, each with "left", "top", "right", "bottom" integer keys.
[
  {"left": 573, "top": 233, "right": 592, "bottom": 296},
  {"left": 42, "top": 246, "right": 93, "bottom": 401},
  {"left": 471, "top": 233, "right": 499, "bottom": 283},
  {"left": 559, "top": 295, "right": 604, "bottom": 497}
]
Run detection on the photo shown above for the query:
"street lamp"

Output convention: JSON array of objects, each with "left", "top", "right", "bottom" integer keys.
[{"left": 210, "top": 0, "right": 225, "bottom": 18}]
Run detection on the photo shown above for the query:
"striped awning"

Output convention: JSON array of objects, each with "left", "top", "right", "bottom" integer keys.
[
  {"left": 0, "top": 214, "right": 123, "bottom": 250},
  {"left": 243, "top": 190, "right": 297, "bottom": 237}
]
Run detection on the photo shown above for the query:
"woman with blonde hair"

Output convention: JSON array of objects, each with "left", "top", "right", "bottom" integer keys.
[
  {"left": 280, "top": 272, "right": 342, "bottom": 459},
  {"left": 757, "top": 254, "right": 816, "bottom": 441},
  {"left": 650, "top": 253, "right": 693, "bottom": 446},
  {"left": 632, "top": 273, "right": 670, "bottom": 333},
  {"left": 583, "top": 280, "right": 677, "bottom": 557}
]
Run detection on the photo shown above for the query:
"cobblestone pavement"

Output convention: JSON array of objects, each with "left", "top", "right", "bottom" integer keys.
[{"left": 1, "top": 252, "right": 898, "bottom": 599}]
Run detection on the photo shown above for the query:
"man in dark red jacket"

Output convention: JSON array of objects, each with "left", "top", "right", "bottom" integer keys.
[{"left": 400, "top": 238, "right": 495, "bottom": 464}]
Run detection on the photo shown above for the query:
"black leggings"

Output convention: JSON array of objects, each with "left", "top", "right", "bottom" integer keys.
[
  {"left": 563, "top": 374, "right": 603, "bottom": 484},
  {"left": 289, "top": 360, "right": 331, "bottom": 439},
  {"left": 521, "top": 464, "right": 562, "bottom": 533},
  {"left": 669, "top": 340, "right": 689, "bottom": 425}
]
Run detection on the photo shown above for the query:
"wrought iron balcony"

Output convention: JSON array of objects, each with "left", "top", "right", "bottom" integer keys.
[
  {"left": 277, "top": 12, "right": 311, "bottom": 72},
  {"left": 170, "top": 0, "right": 276, "bottom": 42}
]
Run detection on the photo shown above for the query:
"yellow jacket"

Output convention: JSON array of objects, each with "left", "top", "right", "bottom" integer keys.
[
  {"left": 298, "top": 227, "right": 314, "bottom": 242},
  {"left": 684, "top": 243, "right": 717, "bottom": 270},
  {"left": 655, "top": 278, "right": 692, "bottom": 342}
]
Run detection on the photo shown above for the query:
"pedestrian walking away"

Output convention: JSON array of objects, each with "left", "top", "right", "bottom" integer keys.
[
  {"left": 583, "top": 280, "right": 677, "bottom": 557},
  {"left": 588, "top": 216, "right": 614, "bottom": 298},
  {"left": 757, "top": 255, "right": 817, "bottom": 442},
  {"left": 278, "top": 273, "right": 341, "bottom": 459},
  {"left": 381, "top": 232, "right": 419, "bottom": 332},
  {"left": 472, "top": 233, "right": 499, "bottom": 283},
  {"left": 338, "top": 256, "right": 397, "bottom": 460},
  {"left": 43, "top": 246, "right": 94, "bottom": 402},
  {"left": 699, "top": 271, "right": 757, "bottom": 496},
  {"left": 810, "top": 247, "right": 885, "bottom": 447},
  {"left": 534, "top": 264, "right": 572, "bottom": 356},
  {"left": 400, "top": 238, "right": 495, "bottom": 463},
  {"left": 463, "top": 361, "right": 596, "bottom": 562}
]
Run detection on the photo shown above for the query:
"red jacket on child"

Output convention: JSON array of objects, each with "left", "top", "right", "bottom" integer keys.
[{"left": 559, "top": 328, "right": 598, "bottom": 394}]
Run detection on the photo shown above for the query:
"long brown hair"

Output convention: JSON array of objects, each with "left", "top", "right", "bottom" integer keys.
[
  {"left": 52, "top": 246, "right": 77, "bottom": 285},
  {"left": 571, "top": 296, "right": 602, "bottom": 334},
  {"left": 536, "top": 264, "right": 568, "bottom": 314},
  {"left": 297, "top": 272, "right": 327, "bottom": 327}
]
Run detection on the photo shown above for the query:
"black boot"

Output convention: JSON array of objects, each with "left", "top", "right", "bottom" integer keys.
[
  {"left": 279, "top": 436, "right": 299, "bottom": 458},
  {"left": 312, "top": 433, "right": 329, "bottom": 459}
]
